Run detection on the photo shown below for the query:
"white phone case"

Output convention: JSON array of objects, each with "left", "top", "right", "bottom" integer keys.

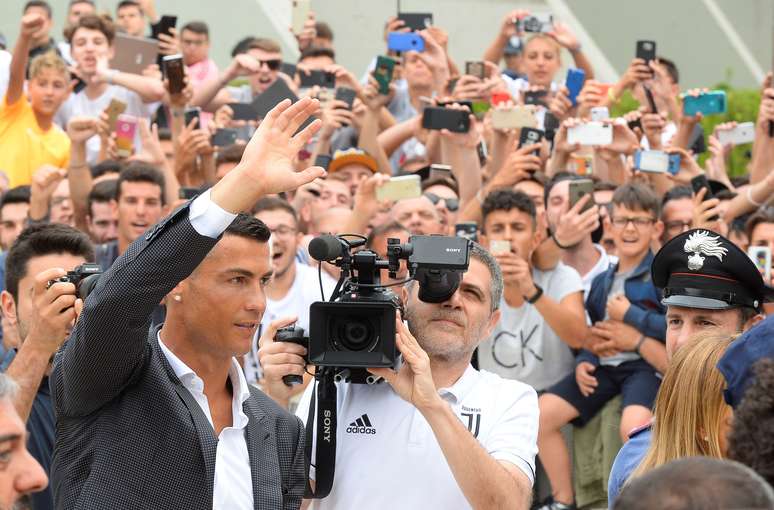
[
  {"left": 636, "top": 150, "right": 669, "bottom": 173},
  {"left": 718, "top": 122, "right": 755, "bottom": 146},
  {"left": 567, "top": 122, "right": 613, "bottom": 146},
  {"left": 375, "top": 175, "right": 422, "bottom": 202}
]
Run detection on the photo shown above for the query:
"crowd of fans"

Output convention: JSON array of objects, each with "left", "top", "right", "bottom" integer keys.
[{"left": 0, "top": 0, "right": 773, "bottom": 509}]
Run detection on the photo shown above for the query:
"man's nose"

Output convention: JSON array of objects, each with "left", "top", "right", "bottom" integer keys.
[{"left": 16, "top": 449, "right": 48, "bottom": 497}]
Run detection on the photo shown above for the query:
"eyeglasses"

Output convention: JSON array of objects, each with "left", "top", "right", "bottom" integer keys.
[
  {"left": 256, "top": 58, "right": 281, "bottom": 71},
  {"left": 665, "top": 220, "right": 692, "bottom": 233},
  {"left": 424, "top": 192, "right": 459, "bottom": 212},
  {"left": 268, "top": 225, "right": 297, "bottom": 237},
  {"left": 611, "top": 217, "right": 656, "bottom": 229}
]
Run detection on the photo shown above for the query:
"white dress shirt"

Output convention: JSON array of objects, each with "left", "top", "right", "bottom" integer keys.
[{"left": 160, "top": 191, "right": 253, "bottom": 508}]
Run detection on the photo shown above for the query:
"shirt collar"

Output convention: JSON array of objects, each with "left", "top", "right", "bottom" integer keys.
[{"left": 438, "top": 364, "right": 479, "bottom": 403}]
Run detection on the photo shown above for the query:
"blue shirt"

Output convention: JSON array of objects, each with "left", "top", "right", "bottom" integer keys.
[{"left": 608, "top": 426, "right": 652, "bottom": 505}]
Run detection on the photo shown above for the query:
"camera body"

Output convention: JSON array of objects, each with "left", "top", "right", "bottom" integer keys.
[
  {"left": 276, "top": 235, "right": 470, "bottom": 384},
  {"left": 47, "top": 263, "right": 103, "bottom": 300},
  {"left": 519, "top": 14, "right": 553, "bottom": 33}
]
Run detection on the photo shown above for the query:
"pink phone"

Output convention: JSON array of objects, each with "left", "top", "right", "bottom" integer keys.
[{"left": 115, "top": 114, "right": 137, "bottom": 158}]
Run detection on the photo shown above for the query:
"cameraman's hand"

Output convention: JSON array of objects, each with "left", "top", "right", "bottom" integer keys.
[
  {"left": 25, "top": 268, "right": 80, "bottom": 357},
  {"left": 369, "top": 318, "right": 442, "bottom": 414},
  {"left": 257, "top": 316, "right": 307, "bottom": 407}
]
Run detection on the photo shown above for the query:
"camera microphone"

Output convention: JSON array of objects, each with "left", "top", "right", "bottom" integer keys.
[{"left": 309, "top": 234, "right": 347, "bottom": 262}]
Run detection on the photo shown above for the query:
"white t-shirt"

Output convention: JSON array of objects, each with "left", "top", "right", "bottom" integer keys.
[
  {"left": 580, "top": 244, "right": 617, "bottom": 298},
  {"left": 296, "top": 365, "right": 538, "bottom": 510},
  {"left": 55, "top": 85, "right": 155, "bottom": 164},
  {"left": 477, "top": 262, "right": 584, "bottom": 392}
]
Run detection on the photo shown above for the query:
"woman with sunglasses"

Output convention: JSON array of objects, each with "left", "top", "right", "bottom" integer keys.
[{"left": 422, "top": 177, "right": 460, "bottom": 234}]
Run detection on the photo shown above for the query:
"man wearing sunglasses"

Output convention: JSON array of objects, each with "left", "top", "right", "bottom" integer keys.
[
  {"left": 422, "top": 176, "right": 460, "bottom": 234},
  {"left": 193, "top": 37, "right": 284, "bottom": 112}
]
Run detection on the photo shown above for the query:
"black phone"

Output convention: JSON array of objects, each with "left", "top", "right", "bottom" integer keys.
[
  {"left": 544, "top": 112, "right": 559, "bottom": 141},
  {"left": 524, "top": 89, "right": 548, "bottom": 107},
  {"left": 212, "top": 128, "right": 238, "bottom": 147},
  {"left": 179, "top": 187, "right": 199, "bottom": 200},
  {"left": 518, "top": 128, "right": 545, "bottom": 157},
  {"left": 314, "top": 154, "right": 332, "bottom": 171},
  {"left": 228, "top": 103, "right": 257, "bottom": 121},
  {"left": 73, "top": 75, "right": 87, "bottom": 94},
  {"left": 154, "top": 15, "right": 177, "bottom": 39},
  {"left": 691, "top": 174, "right": 719, "bottom": 221},
  {"left": 162, "top": 54, "right": 185, "bottom": 94},
  {"left": 643, "top": 84, "right": 658, "bottom": 113},
  {"left": 397, "top": 12, "right": 433, "bottom": 31},
  {"left": 569, "top": 179, "right": 595, "bottom": 213},
  {"left": 374, "top": 56, "right": 396, "bottom": 95},
  {"left": 436, "top": 99, "right": 473, "bottom": 111},
  {"left": 476, "top": 140, "right": 488, "bottom": 167},
  {"left": 334, "top": 87, "right": 357, "bottom": 110},
  {"left": 455, "top": 222, "right": 478, "bottom": 242},
  {"left": 299, "top": 70, "right": 336, "bottom": 89},
  {"left": 251, "top": 79, "right": 298, "bottom": 119},
  {"left": 636, "top": 40, "right": 656, "bottom": 65},
  {"left": 421, "top": 107, "right": 470, "bottom": 133},
  {"left": 280, "top": 62, "right": 297, "bottom": 78},
  {"left": 184, "top": 107, "right": 201, "bottom": 127}
]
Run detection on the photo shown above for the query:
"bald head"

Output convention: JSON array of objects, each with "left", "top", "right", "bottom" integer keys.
[
  {"left": 313, "top": 207, "right": 352, "bottom": 235},
  {"left": 391, "top": 196, "right": 444, "bottom": 236}
]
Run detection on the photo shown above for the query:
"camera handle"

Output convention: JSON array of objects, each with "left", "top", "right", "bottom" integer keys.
[{"left": 304, "top": 367, "right": 337, "bottom": 499}]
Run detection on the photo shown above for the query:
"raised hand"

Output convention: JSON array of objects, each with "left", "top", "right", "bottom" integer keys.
[{"left": 66, "top": 117, "right": 99, "bottom": 144}]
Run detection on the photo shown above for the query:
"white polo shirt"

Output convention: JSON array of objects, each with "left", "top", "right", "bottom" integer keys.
[{"left": 295, "top": 365, "right": 539, "bottom": 510}]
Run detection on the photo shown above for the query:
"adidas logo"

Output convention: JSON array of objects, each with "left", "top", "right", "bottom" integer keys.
[{"left": 346, "top": 414, "right": 376, "bottom": 434}]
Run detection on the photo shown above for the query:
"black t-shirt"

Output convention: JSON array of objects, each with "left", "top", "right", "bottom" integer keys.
[{"left": 27, "top": 377, "right": 55, "bottom": 510}]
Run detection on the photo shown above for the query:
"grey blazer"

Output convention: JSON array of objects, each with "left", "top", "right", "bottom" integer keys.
[{"left": 50, "top": 204, "right": 306, "bottom": 509}]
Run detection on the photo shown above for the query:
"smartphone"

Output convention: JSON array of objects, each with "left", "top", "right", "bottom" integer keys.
[
  {"left": 421, "top": 107, "right": 470, "bottom": 133},
  {"left": 465, "top": 61, "right": 485, "bottom": 80},
  {"left": 184, "top": 107, "right": 201, "bottom": 127},
  {"left": 524, "top": 89, "right": 548, "bottom": 107},
  {"left": 291, "top": 0, "right": 311, "bottom": 35},
  {"left": 519, "top": 14, "right": 553, "bottom": 33},
  {"left": 567, "top": 122, "right": 613, "bottom": 146},
  {"left": 634, "top": 150, "right": 681, "bottom": 175},
  {"left": 162, "top": 54, "right": 185, "bottom": 94},
  {"left": 490, "top": 240, "right": 511, "bottom": 256},
  {"left": 569, "top": 155, "right": 592, "bottom": 176},
  {"left": 568, "top": 179, "right": 595, "bottom": 213},
  {"left": 718, "top": 121, "right": 755, "bottom": 146},
  {"left": 374, "top": 56, "right": 396, "bottom": 95},
  {"left": 397, "top": 12, "right": 433, "bottom": 31},
  {"left": 334, "top": 87, "right": 357, "bottom": 110},
  {"left": 748, "top": 246, "right": 772, "bottom": 282},
  {"left": 565, "top": 68, "right": 586, "bottom": 106},
  {"left": 690, "top": 175, "right": 717, "bottom": 223},
  {"left": 437, "top": 99, "right": 473, "bottom": 111},
  {"left": 375, "top": 174, "right": 422, "bottom": 201},
  {"left": 492, "top": 107, "right": 537, "bottom": 129},
  {"left": 212, "top": 128, "right": 238, "bottom": 147},
  {"left": 280, "top": 61, "right": 297, "bottom": 78},
  {"left": 115, "top": 114, "right": 137, "bottom": 158},
  {"left": 518, "top": 127, "right": 544, "bottom": 158},
  {"left": 636, "top": 40, "right": 656, "bottom": 64},
  {"left": 228, "top": 102, "right": 257, "bottom": 121},
  {"left": 491, "top": 91, "right": 511, "bottom": 106},
  {"left": 154, "top": 15, "right": 177, "bottom": 39},
  {"left": 104, "top": 98, "right": 127, "bottom": 132},
  {"left": 544, "top": 112, "right": 560, "bottom": 141},
  {"left": 476, "top": 140, "right": 488, "bottom": 167},
  {"left": 387, "top": 32, "right": 425, "bottom": 52},
  {"left": 429, "top": 163, "right": 452, "bottom": 180},
  {"left": 683, "top": 90, "right": 727, "bottom": 116},
  {"left": 455, "top": 222, "right": 478, "bottom": 242},
  {"left": 178, "top": 187, "right": 199, "bottom": 200},
  {"left": 596, "top": 83, "right": 614, "bottom": 102},
  {"left": 590, "top": 106, "right": 609, "bottom": 122},
  {"left": 299, "top": 70, "right": 336, "bottom": 89},
  {"left": 643, "top": 84, "right": 658, "bottom": 114}
]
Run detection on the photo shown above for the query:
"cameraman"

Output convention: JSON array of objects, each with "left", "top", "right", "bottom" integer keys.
[{"left": 259, "top": 245, "right": 538, "bottom": 509}]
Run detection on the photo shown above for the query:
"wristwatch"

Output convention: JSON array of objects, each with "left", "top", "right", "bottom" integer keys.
[{"left": 525, "top": 285, "right": 543, "bottom": 304}]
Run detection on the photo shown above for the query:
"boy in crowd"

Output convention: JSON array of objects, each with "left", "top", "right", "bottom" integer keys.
[
  {"left": 477, "top": 189, "right": 587, "bottom": 393},
  {"left": 0, "top": 14, "right": 70, "bottom": 188},
  {"left": 536, "top": 183, "right": 666, "bottom": 510}
]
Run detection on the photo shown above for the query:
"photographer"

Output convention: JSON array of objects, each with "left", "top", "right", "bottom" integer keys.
[
  {"left": 50, "top": 98, "right": 326, "bottom": 509},
  {"left": 259, "top": 245, "right": 538, "bottom": 509}
]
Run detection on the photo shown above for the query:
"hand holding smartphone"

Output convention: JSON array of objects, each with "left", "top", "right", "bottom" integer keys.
[
  {"left": 568, "top": 179, "right": 595, "bottom": 213},
  {"left": 115, "top": 114, "right": 138, "bottom": 158},
  {"left": 375, "top": 175, "right": 422, "bottom": 202}
]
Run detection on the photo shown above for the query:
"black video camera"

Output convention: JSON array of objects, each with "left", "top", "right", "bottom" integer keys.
[
  {"left": 46, "top": 263, "right": 103, "bottom": 300},
  {"left": 275, "top": 234, "right": 471, "bottom": 385}
]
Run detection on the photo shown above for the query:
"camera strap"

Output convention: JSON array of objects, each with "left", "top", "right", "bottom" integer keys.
[{"left": 304, "top": 367, "right": 337, "bottom": 499}]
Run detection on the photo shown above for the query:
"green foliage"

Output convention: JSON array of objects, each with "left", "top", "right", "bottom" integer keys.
[{"left": 609, "top": 87, "right": 761, "bottom": 177}]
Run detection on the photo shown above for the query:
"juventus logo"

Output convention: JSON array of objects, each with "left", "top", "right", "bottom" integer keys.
[{"left": 462, "top": 412, "right": 481, "bottom": 438}]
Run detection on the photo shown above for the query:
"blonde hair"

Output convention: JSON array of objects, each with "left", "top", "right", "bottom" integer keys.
[
  {"left": 29, "top": 50, "right": 69, "bottom": 81},
  {"left": 629, "top": 332, "right": 735, "bottom": 481},
  {"left": 524, "top": 34, "right": 561, "bottom": 59}
]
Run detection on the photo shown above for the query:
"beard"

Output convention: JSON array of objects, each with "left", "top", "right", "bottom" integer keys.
[{"left": 404, "top": 305, "right": 474, "bottom": 364}]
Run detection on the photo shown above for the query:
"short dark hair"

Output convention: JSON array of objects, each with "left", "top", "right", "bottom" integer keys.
[
  {"left": 69, "top": 0, "right": 95, "bottom": 6},
  {"left": 594, "top": 180, "right": 618, "bottom": 192},
  {"left": 481, "top": 189, "right": 536, "bottom": 230},
  {"left": 421, "top": 176, "right": 459, "bottom": 197},
  {"left": 115, "top": 163, "right": 165, "bottom": 205},
  {"left": 87, "top": 179, "right": 117, "bottom": 217},
  {"left": 729, "top": 358, "right": 774, "bottom": 488},
  {"left": 661, "top": 185, "right": 692, "bottom": 208},
  {"left": 181, "top": 21, "right": 209, "bottom": 38},
  {"left": 315, "top": 21, "right": 333, "bottom": 41},
  {"left": 91, "top": 159, "right": 122, "bottom": 179},
  {"left": 543, "top": 171, "right": 579, "bottom": 205},
  {"left": 612, "top": 183, "right": 660, "bottom": 218},
  {"left": 224, "top": 213, "right": 271, "bottom": 244},
  {"left": 216, "top": 144, "right": 246, "bottom": 166},
  {"left": 299, "top": 46, "right": 336, "bottom": 63},
  {"left": 366, "top": 221, "right": 409, "bottom": 250},
  {"left": 23, "top": 0, "right": 52, "bottom": 18},
  {"left": 246, "top": 38, "right": 281, "bottom": 54},
  {"left": 657, "top": 56, "right": 680, "bottom": 84},
  {"left": 251, "top": 197, "right": 298, "bottom": 226},
  {"left": 0, "top": 186, "right": 32, "bottom": 215},
  {"left": 231, "top": 36, "right": 256, "bottom": 57},
  {"left": 746, "top": 209, "right": 774, "bottom": 242},
  {"left": 5, "top": 224, "right": 95, "bottom": 302},
  {"left": 614, "top": 457, "right": 774, "bottom": 510},
  {"left": 67, "top": 13, "right": 116, "bottom": 44},
  {"left": 116, "top": 0, "right": 142, "bottom": 13}
]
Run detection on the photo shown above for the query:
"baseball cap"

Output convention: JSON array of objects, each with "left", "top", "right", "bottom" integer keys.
[
  {"left": 717, "top": 315, "right": 774, "bottom": 408},
  {"left": 328, "top": 148, "right": 378, "bottom": 174}
]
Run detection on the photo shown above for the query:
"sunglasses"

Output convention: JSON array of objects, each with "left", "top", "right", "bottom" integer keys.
[
  {"left": 424, "top": 192, "right": 459, "bottom": 212},
  {"left": 256, "top": 58, "right": 281, "bottom": 71}
]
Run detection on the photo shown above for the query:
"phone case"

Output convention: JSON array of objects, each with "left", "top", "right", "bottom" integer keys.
[
  {"left": 184, "top": 107, "right": 201, "bottom": 127},
  {"left": 212, "top": 128, "right": 238, "bottom": 147},
  {"left": 718, "top": 122, "right": 755, "bottom": 146},
  {"left": 569, "top": 180, "right": 595, "bottom": 213},
  {"left": 667, "top": 154, "right": 681, "bottom": 175},
  {"left": 455, "top": 222, "right": 478, "bottom": 242},
  {"left": 397, "top": 12, "right": 433, "bottom": 31},
  {"left": 565, "top": 68, "right": 586, "bottom": 106},
  {"left": 491, "top": 91, "right": 512, "bottom": 106},
  {"left": 492, "top": 108, "right": 537, "bottom": 129},
  {"left": 374, "top": 56, "right": 396, "bottom": 95},
  {"left": 518, "top": 128, "right": 545, "bottom": 153},
  {"left": 115, "top": 115, "right": 137, "bottom": 158},
  {"left": 634, "top": 150, "right": 669, "bottom": 173},
  {"left": 748, "top": 247, "right": 772, "bottom": 282},
  {"left": 291, "top": 0, "right": 311, "bottom": 34},
  {"left": 490, "top": 240, "right": 511, "bottom": 256},
  {"left": 683, "top": 91, "right": 727, "bottom": 116},
  {"left": 465, "top": 61, "right": 485, "bottom": 79},
  {"left": 299, "top": 70, "right": 335, "bottom": 89},
  {"left": 387, "top": 32, "right": 425, "bottom": 52},
  {"left": 162, "top": 54, "right": 185, "bottom": 94},
  {"left": 636, "top": 40, "right": 656, "bottom": 62},
  {"left": 590, "top": 106, "right": 609, "bottom": 122},
  {"left": 334, "top": 87, "right": 356, "bottom": 109},
  {"left": 421, "top": 107, "right": 470, "bottom": 133},
  {"left": 375, "top": 175, "right": 422, "bottom": 202},
  {"left": 105, "top": 99, "right": 127, "bottom": 132},
  {"left": 567, "top": 123, "right": 613, "bottom": 146}
]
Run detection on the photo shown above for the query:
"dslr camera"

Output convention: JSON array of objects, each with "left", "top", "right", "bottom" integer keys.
[
  {"left": 276, "top": 234, "right": 471, "bottom": 385},
  {"left": 518, "top": 13, "right": 553, "bottom": 33},
  {"left": 47, "top": 263, "right": 103, "bottom": 300}
]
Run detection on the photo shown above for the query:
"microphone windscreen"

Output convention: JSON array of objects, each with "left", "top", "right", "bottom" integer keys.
[{"left": 309, "top": 234, "right": 343, "bottom": 262}]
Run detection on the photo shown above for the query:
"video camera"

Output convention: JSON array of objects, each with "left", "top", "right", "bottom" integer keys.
[{"left": 276, "top": 234, "right": 471, "bottom": 385}]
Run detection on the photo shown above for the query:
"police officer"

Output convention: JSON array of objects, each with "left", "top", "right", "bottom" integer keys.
[{"left": 607, "top": 229, "right": 773, "bottom": 504}]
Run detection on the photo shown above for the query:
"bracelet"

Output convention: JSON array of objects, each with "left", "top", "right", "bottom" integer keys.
[
  {"left": 634, "top": 335, "right": 647, "bottom": 354},
  {"left": 551, "top": 232, "right": 572, "bottom": 250},
  {"left": 524, "top": 285, "right": 543, "bottom": 304},
  {"left": 476, "top": 188, "right": 486, "bottom": 205},
  {"left": 747, "top": 186, "right": 764, "bottom": 208},
  {"left": 106, "top": 69, "right": 118, "bottom": 85}
]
